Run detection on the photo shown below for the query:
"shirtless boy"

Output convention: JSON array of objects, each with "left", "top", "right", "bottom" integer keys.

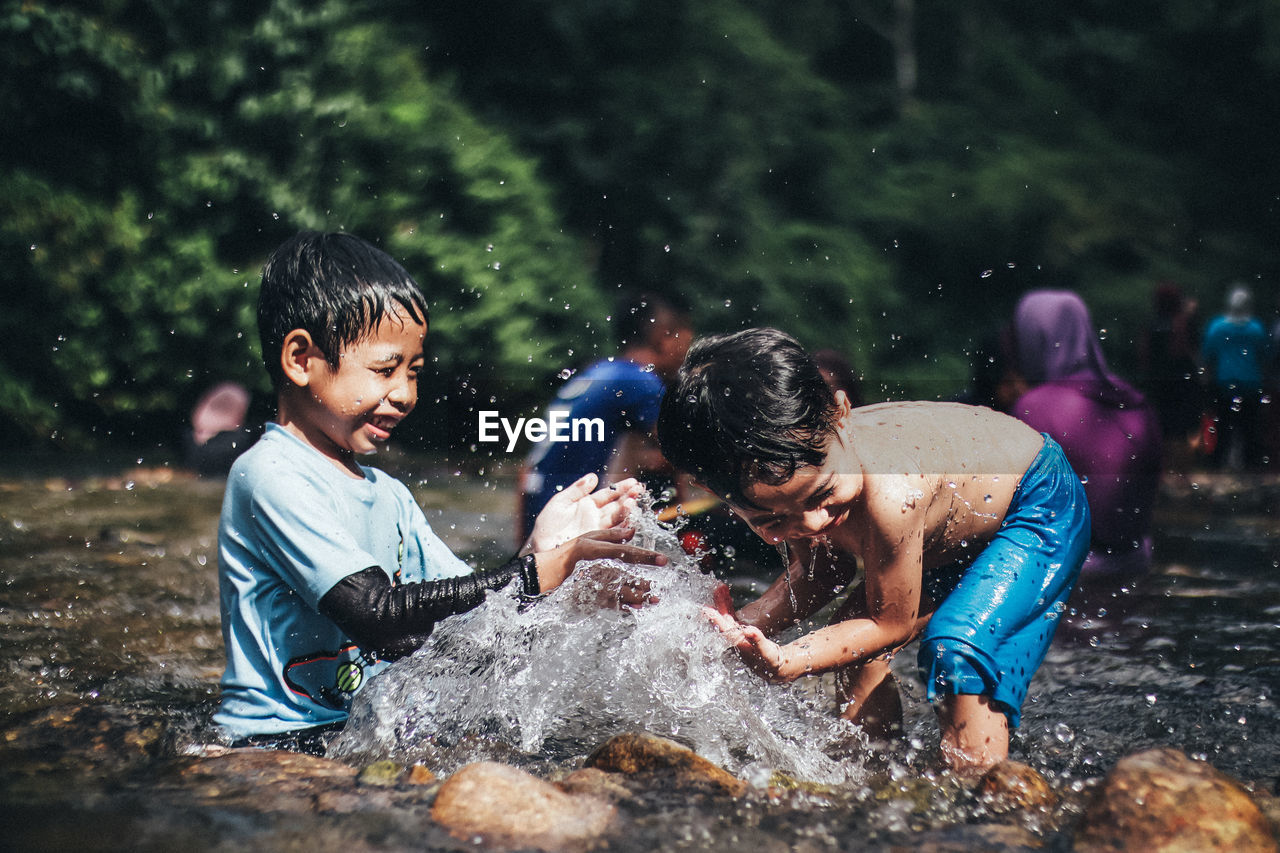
[{"left": 657, "top": 328, "right": 1089, "bottom": 773}]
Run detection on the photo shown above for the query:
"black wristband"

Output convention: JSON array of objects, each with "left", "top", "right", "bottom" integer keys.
[{"left": 516, "top": 552, "right": 540, "bottom": 597}]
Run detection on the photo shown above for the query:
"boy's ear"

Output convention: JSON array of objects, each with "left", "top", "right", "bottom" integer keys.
[
  {"left": 832, "top": 390, "right": 856, "bottom": 439},
  {"left": 833, "top": 389, "right": 854, "bottom": 419},
  {"left": 279, "top": 329, "right": 322, "bottom": 388}
]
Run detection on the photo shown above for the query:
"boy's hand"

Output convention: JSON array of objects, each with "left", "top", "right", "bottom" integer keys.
[
  {"left": 710, "top": 582, "right": 735, "bottom": 617},
  {"left": 527, "top": 474, "right": 646, "bottom": 553},
  {"left": 703, "top": 607, "right": 794, "bottom": 683},
  {"left": 574, "top": 560, "right": 659, "bottom": 610},
  {"left": 533, "top": 526, "right": 667, "bottom": 593}
]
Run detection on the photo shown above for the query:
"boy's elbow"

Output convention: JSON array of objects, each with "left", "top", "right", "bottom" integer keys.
[{"left": 874, "top": 614, "right": 920, "bottom": 650}]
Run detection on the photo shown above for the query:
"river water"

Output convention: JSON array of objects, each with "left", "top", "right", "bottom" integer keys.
[{"left": 0, "top": 455, "right": 1276, "bottom": 850}]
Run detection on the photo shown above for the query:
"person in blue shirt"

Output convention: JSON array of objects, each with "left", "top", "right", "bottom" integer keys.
[
  {"left": 1202, "top": 284, "right": 1270, "bottom": 470},
  {"left": 216, "top": 231, "right": 666, "bottom": 751},
  {"left": 516, "top": 292, "right": 693, "bottom": 540}
]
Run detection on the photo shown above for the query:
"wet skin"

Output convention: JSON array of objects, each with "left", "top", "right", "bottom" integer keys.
[
  {"left": 703, "top": 397, "right": 1045, "bottom": 773},
  {"left": 276, "top": 307, "right": 428, "bottom": 477},
  {"left": 273, "top": 308, "right": 666, "bottom": 591}
]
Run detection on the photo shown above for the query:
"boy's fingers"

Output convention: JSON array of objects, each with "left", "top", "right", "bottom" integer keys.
[
  {"left": 702, "top": 607, "right": 751, "bottom": 647},
  {"left": 572, "top": 529, "right": 666, "bottom": 566},
  {"left": 580, "top": 526, "right": 635, "bottom": 542},
  {"left": 598, "top": 500, "right": 635, "bottom": 527},
  {"left": 612, "top": 544, "right": 667, "bottom": 566},
  {"left": 590, "top": 477, "right": 641, "bottom": 506},
  {"left": 702, "top": 606, "right": 738, "bottom": 633},
  {"left": 561, "top": 473, "right": 599, "bottom": 500}
]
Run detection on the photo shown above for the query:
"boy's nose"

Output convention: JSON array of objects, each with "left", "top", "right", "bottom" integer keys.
[
  {"left": 386, "top": 378, "right": 415, "bottom": 409},
  {"left": 794, "top": 509, "right": 828, "bottom": 538}
]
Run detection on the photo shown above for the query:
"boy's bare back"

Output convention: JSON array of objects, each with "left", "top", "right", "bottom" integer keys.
[{"left": 832, "top": 401, "right": 1044, "bottom": 574}]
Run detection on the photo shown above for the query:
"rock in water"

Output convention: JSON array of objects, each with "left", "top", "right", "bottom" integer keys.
[
  {"left": 586, "top": 731, "right": 748, "bottom": 796},
  {"left": 1074, "top": 748, "right": 1277, "bottom": 852},
  {"left": 976, "top": 760, "right": 1058, "bottom": 814},
  {"left": 431, "top": 761, "right": 617, "bottom": 851},
  {"left": 178, "top": 749, "right": 358, "bottom": 812}
]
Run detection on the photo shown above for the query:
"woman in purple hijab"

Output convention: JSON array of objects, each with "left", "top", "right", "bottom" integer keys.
[{"left": 1010, "top": 290, "right": 1163, "bottom": 580}]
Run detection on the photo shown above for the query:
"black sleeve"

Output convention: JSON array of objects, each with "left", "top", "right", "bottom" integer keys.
[{"left": 318, "top": 554, "right": 540, "bottom": 660}]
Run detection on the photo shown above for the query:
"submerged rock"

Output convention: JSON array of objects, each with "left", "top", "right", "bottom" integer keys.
[
  {"left": 430, "top": 761, "right": 617, "bottom": 851},
  {"left": 177, "top": 749, "right": 359, "bottom": 812},
  {"left": 356, "top": 759, "right": 405, "bottom": 787},
  {"left": 554, "top": 767, "right": 636, "bottom": 803},
  {"left": 976, "top": 760, "right": 1058, "bottom": 815},
  {"left": 1, "top": 703, "right": 170, "bottom": 765},
  {"left": 909, "top": 823, "right": 1045, "bottom": 852},
  {"left": 1074, "top": 748, "right": 1277, "bottom": 852},
  {"left": 586, "top": 731, "right": 748, "bottom": 796},
  {"left": 406, "top": 763, "right": 437, "bottom": 786}
]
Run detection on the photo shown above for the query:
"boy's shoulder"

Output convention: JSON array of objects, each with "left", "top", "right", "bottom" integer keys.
[
  {"left": 848, "top": 401, "right": 1030, "bottom": 446},
  {"left": 226, "top": 425, "right": 406, "bottom": 502},
  {"left": 846, "top": 401, "right": 1041, "bottom": 485}
]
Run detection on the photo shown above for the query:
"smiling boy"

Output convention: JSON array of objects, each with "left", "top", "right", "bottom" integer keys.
[
  {"left": 657, "top": 328, "right": 1089, "bottom": 773},
  {"left": 215, "top": 232, "right": 665, "bottom": 749}
]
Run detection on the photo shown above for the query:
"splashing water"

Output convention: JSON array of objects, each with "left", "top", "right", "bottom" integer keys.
[{"left": 329, "top": 505, "right": 867, "bottom": 784}]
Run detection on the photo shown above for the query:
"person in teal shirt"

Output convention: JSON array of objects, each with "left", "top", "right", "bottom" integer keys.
[
  {"left": 216, "top": 231, "right": 666, "bottom": 751},
  {"left": 1202, "top": 284, "right": 1270, "bottom": 469}
]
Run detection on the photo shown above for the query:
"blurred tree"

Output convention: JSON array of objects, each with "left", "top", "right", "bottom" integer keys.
[
  {"left": 1, "top": 0, "right": 603, "bottom": 449},
  {"left": 2, "top": 0, "right": 1278, "bottom": 449}
]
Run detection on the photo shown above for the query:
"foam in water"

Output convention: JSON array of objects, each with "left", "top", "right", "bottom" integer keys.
[{"left": 329, "top": 504, "right": 868, "bottom": 785}]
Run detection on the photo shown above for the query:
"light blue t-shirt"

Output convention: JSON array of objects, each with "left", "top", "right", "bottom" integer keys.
[{"left": 214, "top": 423, "right": 472, "bottom": 739}]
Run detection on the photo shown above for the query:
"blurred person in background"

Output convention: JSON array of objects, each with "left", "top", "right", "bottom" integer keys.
[
  {"left": 516, "top": 292, "right": 693, "bottom": 543},
  {"left": 184, "top": 381, "right": 261, "bottom": 476},
  {"left": 1201, "top": 283, "right": 1270, "bottom": 471},
  {"left": 1009, "top": 290, "right": 1162, "bottom": 583},
  {"left": 1137, "top": 281, "right": 1202, "bottom": 464}
]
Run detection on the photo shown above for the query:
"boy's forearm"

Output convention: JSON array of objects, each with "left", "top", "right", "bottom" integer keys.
[
  {"left": 773, "top": 616, "right": 916, "bottom": 681},
  {"left": 319, "top": 556, "right": 538, "bottom": 659},
  {"left": 738, "top": 552, "right": 850, "bottom": 635}
]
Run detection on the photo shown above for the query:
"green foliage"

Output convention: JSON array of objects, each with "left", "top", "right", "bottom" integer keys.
[
  {"left": 2, "top": 0, "right": 1278, "bottom": 447},
  {"left": 2, "top": 0, "right": 601, "bottom": 447}
]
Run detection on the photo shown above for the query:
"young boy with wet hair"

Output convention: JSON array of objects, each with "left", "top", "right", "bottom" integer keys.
[
  {"left": 216, "top": 231, "right": 665, "bottom": 750},
  {"left": 657, "top": 327, "right": 1089, "bottom": 773}
]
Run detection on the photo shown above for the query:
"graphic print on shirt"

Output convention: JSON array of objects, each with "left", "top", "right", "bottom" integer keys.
[{"left": 283, "top": 644, "right": 378, "bottom": 710}]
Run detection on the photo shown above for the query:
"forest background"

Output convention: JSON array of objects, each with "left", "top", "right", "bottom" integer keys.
[{"left": 3, "top": 0, "right": 1279, "bottom": 456}]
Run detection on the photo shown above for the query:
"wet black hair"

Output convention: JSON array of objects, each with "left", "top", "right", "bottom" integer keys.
[
  {"left": 656, "top": 327, "right": 839, "bottom": 504},
  {"left": 257, "top": 231, "right": 429, "bottom": 388}
]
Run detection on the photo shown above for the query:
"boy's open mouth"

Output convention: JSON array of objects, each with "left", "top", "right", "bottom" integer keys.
[{"left": 367, "top": 416, "right": 400, "bottom": 440}]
